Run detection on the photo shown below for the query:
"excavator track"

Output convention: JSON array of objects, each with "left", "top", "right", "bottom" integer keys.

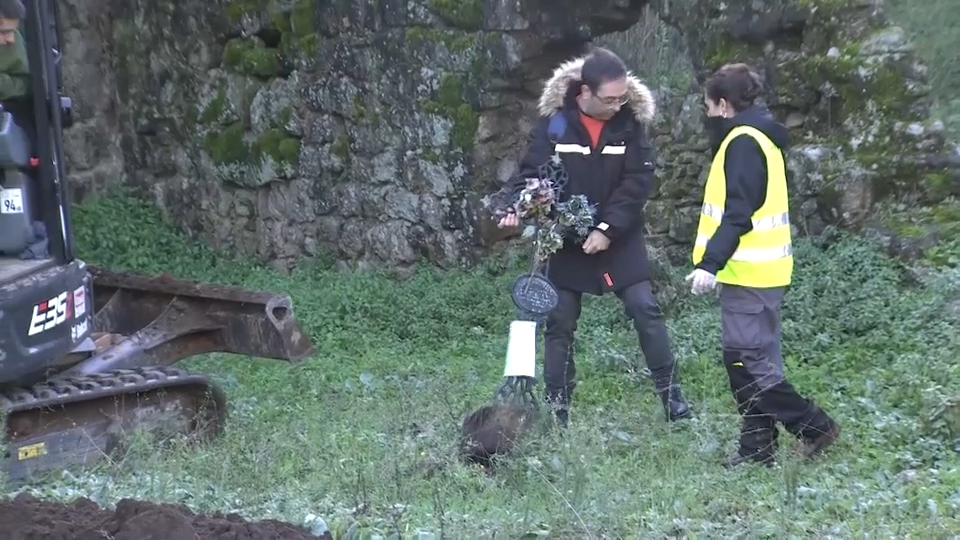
[
  {"left": 2, "top": 365, "right": 226, "bottom": 484},
  {"left": 0, "top": 264, "right": 313, "bottom": 484}
]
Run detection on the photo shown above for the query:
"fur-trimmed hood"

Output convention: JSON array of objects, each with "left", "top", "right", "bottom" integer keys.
[{"left": 536, "top": 56, "right": 656, "bottom": 124}]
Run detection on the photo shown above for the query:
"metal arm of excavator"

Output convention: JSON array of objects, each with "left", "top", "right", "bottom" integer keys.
[{"left": 60, "top": 265, "right": 314, "bottom": 376}]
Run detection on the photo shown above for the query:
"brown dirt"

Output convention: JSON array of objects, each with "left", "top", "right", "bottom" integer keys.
[
  {"left": 0, "top": 493, "right": 333, "bottom": 540},
  {"left": 459, "top": 402, "right": 538, "bottom": 468}
]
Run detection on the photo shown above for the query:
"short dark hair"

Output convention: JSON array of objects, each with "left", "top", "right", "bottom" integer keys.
[
  {"left": 0, "top": 0, "right": 25, "bottom": 20},
  {"left": 705, "top": 63, "right": 764, "bottom": 112},
  {"left": 580, "top": 47, "right": 628, "bottom": 93}
]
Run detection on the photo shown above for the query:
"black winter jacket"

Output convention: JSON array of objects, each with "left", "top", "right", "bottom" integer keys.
[{"left": 501, "top": 57, "right": 659, "bottom": 295}]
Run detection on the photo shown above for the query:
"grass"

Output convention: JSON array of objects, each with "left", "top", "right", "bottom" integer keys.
[{"left": 6, "top": 190, "right": 960, "bottom": 538}]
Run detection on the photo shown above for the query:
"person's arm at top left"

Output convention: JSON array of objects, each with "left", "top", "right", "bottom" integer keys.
[{"left": 0, "top": 33, "right": 31, "bottom": 101}]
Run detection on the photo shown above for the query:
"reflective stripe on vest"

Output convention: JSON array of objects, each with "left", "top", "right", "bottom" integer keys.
[
  {"left": 553, "top": 143, "right": 627, "bottom": 155},
  {"left": 694, "top": 234, "right": 794, "bottom": 262},
  {"left": 691, "top": 124, "right": 793, "bottom": 287},
  {"left": 555, "top": 143, "right": 591, "bottom": 154}
]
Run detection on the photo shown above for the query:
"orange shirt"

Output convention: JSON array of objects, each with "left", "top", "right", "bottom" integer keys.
[{"left": 579, "top": 112, "right": 605, "bottom": 149}]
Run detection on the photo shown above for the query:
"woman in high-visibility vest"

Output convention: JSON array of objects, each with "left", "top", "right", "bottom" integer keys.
[{"left": 686, "top": 63, "right": 840, "bottom": 468}]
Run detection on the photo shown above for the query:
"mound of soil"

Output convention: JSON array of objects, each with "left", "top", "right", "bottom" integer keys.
[
  {"left": 0, "top": 493, "right": 332, "bottom": 540},
  {"left": 459, "top": 402, "right": 538, "bottom": 468}
]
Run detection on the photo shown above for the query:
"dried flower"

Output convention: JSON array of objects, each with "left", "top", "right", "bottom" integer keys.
[{"left": 483, "top": 153, "right": 597, "bottom": 264}]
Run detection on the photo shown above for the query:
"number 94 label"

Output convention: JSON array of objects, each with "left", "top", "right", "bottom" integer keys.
[{"left": 1, "top": 188, "right": 23, "bottom": 214}]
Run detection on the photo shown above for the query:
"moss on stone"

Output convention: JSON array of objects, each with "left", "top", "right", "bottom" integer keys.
[
  {"left": 469, "top": 52, "right": 492, "bottom": 82},
  {"left": 702, "top": 32, "right": 764, "bottom": 71},
  {"left": 332, "top": 134, "right": 350, "bottom": 160},
  {"left": 271, "top": 10, "right": 291, "bottom": 32},
  {"left": 278, "top": 138, "right": 301, "bottom": 163},
  {"left": 793, "top": 0, "right": 855, "bottom": 12},
  {"left": 351, "top": 95, "right": 381, "bottom": 126},
  {"left": 289, "top": 0, "right": 314, "bottom": 37},
  {"left": 199, "top": 88, "right": 227, "bottom": 124},
  {"left": 226, "top": 0, "right": 317, "bottom": 70},
  {"left": 222, "top": 38, "right": 281, "bottom": 79},
  {"left": 277, "top": 105, "right": 294, "bottom": 126},
  {"left": 405, "top": 26, "right": 477, "bottom": 52},
  {"left": 223, "top": 39, "right": 247, "bottom": 68},
  {"left": 242, "top": 47, "right": 281, "bottom": 78},
  {"left": 280, "top": 22, "right": 320, "bottom": 63},
  {"left": 204, "top": 122, "right": 253, "bottom": 165},
  {"left": 257, "top": 128, "right": 300, "bottom": 165},
  {"left": 299, "top": 33, "right": 319, "bottom": 53},
  {"left": 405, "top": 27, "right": 427, "bottom": 45},
  {"left": 786, "top": 35, "right": 928, "bottom": 190},
  {"left": 427, "top": 0, "right": 483, "bottom": 30},
  {"left": 181, "top": 101, "right": 200, "bottom": 138},
  {"left": 226, "top": 0, "right": 267, "bottom": 23},
  {"left": 436, "top": 73, "right": 463, "bottom": 109},
  {"left": 449, "top": 104, "right": 480, "bottom": 150},
  {"left": 421, "top": 73, "right": 480, "bottom": 152}
]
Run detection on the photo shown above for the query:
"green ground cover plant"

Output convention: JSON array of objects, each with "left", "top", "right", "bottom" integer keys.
[{"left": 5, "top": 188, "right": 956, "bottom": 538}]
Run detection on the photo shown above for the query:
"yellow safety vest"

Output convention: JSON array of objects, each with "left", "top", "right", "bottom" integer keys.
[{"left": 691, "top": 125, "right": 793, "bottom": 287}]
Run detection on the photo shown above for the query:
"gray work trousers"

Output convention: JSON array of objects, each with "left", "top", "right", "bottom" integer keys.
[
  {"left": 719, "top": 284, "right": 834, "bottom": 455},
  {"left": 542, "top": 280, "right": 679, "bottom": 405}
]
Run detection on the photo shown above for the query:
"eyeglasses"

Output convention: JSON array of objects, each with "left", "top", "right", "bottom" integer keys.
[{"left": 596, "top": 94, "right": 628, "bottom": 107}]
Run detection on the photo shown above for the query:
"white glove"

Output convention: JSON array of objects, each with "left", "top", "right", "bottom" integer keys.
[{"left": 685, "top": 268, "right": 717, "bottom": 295}]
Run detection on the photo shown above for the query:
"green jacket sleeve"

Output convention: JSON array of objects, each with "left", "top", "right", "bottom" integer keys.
[{"left": 0, "top": 31, "right": 31, "bottom": 101}]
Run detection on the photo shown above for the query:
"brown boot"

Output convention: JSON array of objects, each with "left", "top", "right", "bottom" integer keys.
[
  {"left": 721, "top": 448, "right": 777, "bottom": 469},
  {"left": 722, "top": 415, "right": 778, "bottom": 469},
  {"left": 797, "top": 421, "right": 840, "bottom": 459}
]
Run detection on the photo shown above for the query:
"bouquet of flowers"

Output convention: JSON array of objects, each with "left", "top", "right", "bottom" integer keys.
[{"left": 483, "top": 154, "right": 597, "bottom": 263}]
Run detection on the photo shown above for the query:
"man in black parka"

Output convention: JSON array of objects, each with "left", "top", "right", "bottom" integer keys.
[{"left": 495, "top": 48, "right": 693, "bottom": 427}]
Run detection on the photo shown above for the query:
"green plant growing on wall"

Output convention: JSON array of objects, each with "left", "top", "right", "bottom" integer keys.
[
  {"left": 427, "top": 0, "right": 483, "bottom": 30},
  {"left": 422, "top": 73, "right": 480, "bottom": 153},
  {"left": 204, "top": 123, "right": 251, "bottom": 165},
  {"left": 223, "top": 38, "right": 281, "bottom": 79},
  {"left": 257, "top": 128, "right": 301, "bottom": 167}
]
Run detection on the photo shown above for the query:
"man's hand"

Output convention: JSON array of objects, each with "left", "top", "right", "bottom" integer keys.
[
  {"left": 685, "top": 268, "right": 717, "bottom": 295},
  {"left": 498, "top": 213, "right": 520, "bottom": 228},
  {"left": 582, "top": 230, "right": 610, "bottom": 254}
]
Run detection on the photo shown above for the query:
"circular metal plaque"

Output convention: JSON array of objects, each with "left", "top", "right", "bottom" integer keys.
[{"left": 511, "top": 273, "right": 559, "bottom": 316}]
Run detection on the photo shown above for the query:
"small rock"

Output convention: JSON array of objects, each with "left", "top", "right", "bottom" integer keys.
[
  {"left": 859, "top": 26, "right": 915, "bottom": 56},
  {"left": 899, "top": 469, "right": 919, "bottom": 483}
]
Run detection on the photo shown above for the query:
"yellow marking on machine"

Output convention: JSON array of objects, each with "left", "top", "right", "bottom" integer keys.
[{"left": 17, "top": 442, "right": 46, "bottom": 460}]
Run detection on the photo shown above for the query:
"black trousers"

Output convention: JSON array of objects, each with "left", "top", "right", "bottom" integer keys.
[
  {"left": 542, "top": 280, "right": 679, "bottom": 405},
  {"left": 720, "top": 284, "right": 835, "bottom": 457}
]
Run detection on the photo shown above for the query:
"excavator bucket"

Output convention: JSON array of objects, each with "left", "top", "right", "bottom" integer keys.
[
  {"left": 2, "top": 265, "right": 314, "bottom": 484},
  {"left": 62, "top": 265, "right": 314, "bottom": 376}
]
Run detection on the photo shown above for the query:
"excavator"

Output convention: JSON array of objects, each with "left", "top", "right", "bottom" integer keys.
[{"left": 0, "top": 0, "right": 313, "bottom": 483}]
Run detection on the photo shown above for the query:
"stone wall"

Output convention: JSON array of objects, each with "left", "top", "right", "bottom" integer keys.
[{"left": 57, "top": 0, "right": 959, "bottom": 271}]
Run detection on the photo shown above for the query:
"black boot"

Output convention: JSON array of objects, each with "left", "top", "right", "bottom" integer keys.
[
  {"left": 652, "top": 365, "right": 692, "bottom": 422},
  {"left": 656, "top": 384, "right": 692, "bottom": 422},
  {"left": 722, "top": 414, "right": 778, "bottom": 468},
  {"left": 545, "top": 388, "right": 571, "bottom": 429}
]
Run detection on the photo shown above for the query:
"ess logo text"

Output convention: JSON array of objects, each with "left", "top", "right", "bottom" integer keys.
[{"left": 28, "top": 292, "right": 72, "bottom": 336}]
